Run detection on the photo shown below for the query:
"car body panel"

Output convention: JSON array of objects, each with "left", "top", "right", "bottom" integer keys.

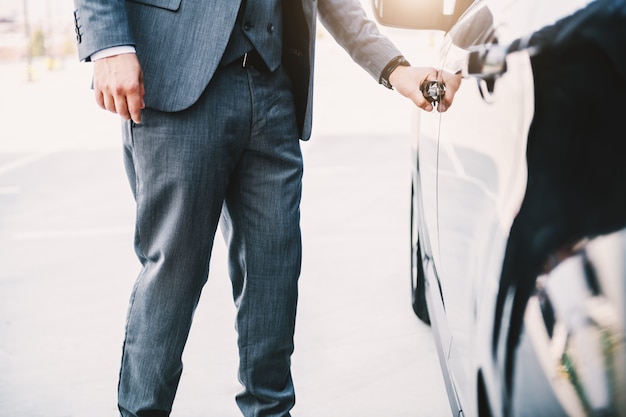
[
  {"left": 434, "top": 5, "right": 537, "bottom": 414},
  {"left": 426, "top": 14, "right": 534, "bottom": 417}
]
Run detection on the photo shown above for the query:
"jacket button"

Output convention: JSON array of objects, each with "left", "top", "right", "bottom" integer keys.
[
  {"left": 267, "top": 23, "right": 274, "bottom": 33},
  {"left": 244, "top": 22, "right": 252, "bottom": 30}
]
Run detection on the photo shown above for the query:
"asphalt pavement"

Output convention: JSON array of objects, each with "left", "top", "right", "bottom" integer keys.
[{"left": 0, "top": 29, "right": 450, "bottom": 417}]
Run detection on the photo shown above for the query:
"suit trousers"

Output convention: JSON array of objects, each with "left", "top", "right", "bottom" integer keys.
[{"left": 118, "top": 62, "right": 303, "bottom": 417}]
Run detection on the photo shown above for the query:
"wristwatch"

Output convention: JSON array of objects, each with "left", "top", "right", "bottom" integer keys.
[{"left": 380, "top": 56, "right": 411, "bottom": 90}]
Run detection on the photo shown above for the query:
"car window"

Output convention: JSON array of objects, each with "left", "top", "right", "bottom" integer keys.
[{"left": 449, "top": 4, "right": 496, "bottom": 49}]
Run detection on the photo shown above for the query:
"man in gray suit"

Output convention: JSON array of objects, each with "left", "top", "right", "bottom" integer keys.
[{"left": 72, "top": 0, "right": 458, "bottom": 416}]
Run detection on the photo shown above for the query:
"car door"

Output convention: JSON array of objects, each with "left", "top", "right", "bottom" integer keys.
[
  {"left": 431, "top": 0, "right": 600, "bottom": 413},
  {"left": 432, "top": 0, "right": 535, "bottom": 412}
]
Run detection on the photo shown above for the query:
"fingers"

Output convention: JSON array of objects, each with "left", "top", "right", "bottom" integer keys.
[
  {"left": 94, "top": 78, "right": 144, "bottom": 123},
  {"left": 403, "top": 88, "right": 433, "bottom": 112},
  {"left": 406, "top": 86, "right": 434, "bottom": 112},
  {"left": 438, "top": 86, "right": 451, "bottom": 112},
  {"left": 415, "top": 95, "right": 434, "bottom": 112},
  {"left": 94, "top": 88, "right": 106, "bottom": 111},
  {"left": 391, "top": 66, "right": 452, "bottom": 112},
  {"left": 93, "top": 54, "right": 145, "bottom": 123},
  {"left": 127, "top": 94, "right": 145, "bottom": 124},
  {"left": 437, "top": 71, "right": 462, "bottom": 113}
]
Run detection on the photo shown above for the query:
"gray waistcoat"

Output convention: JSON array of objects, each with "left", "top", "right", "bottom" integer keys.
[{"left": 221, "top": 0, "right": 283, "bottom": 71}]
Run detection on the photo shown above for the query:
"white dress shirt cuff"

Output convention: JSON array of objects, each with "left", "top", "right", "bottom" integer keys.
[{"left": 91, "top": 46, "right": 137, "bottom": 61}]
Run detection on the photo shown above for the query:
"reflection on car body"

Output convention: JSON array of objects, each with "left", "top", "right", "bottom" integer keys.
[{"left": 373, "top": 0, "right": 626, "bottom": 416}]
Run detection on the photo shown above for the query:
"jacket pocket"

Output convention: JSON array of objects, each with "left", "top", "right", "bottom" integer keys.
[{"left": 126, "top": 0, "right": 181, "bottom": 12}]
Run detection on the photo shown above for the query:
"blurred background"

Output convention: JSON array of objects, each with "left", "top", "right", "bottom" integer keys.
[{"left": 0, "top": 0, "right": 75, "bottom": 80}]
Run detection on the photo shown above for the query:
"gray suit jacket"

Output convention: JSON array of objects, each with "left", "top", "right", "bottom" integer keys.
[{"left": 73, "top": 0, "right": 402, "bottom": 140}]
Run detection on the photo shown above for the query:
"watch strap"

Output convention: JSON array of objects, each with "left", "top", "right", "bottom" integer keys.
[{"left": 379, "top": 55, "right": 411, "bottom": 89}]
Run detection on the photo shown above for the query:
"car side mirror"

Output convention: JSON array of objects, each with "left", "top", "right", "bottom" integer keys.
[{"left": 372, "top": 0, "right": 475, "bottom": 32}]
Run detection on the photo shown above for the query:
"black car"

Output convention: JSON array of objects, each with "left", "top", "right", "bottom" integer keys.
[{"left": 373, "top": 0, "right": 626, "bottom": 416}]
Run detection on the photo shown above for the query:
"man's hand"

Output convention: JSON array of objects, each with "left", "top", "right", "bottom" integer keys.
[
  {"left": 93, "top": 53, "right": 145, "bottom": 123},
  {"left": 389, "top": 66, "right": 461, "bottom": 113}
]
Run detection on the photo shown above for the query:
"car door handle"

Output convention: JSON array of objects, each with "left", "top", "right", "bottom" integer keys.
[
  {"left": 466, "top": 44, "right": 509, "bottom": 79},
  {"left": 464, "top": 43, "right": 509, "bottom": 100}
]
